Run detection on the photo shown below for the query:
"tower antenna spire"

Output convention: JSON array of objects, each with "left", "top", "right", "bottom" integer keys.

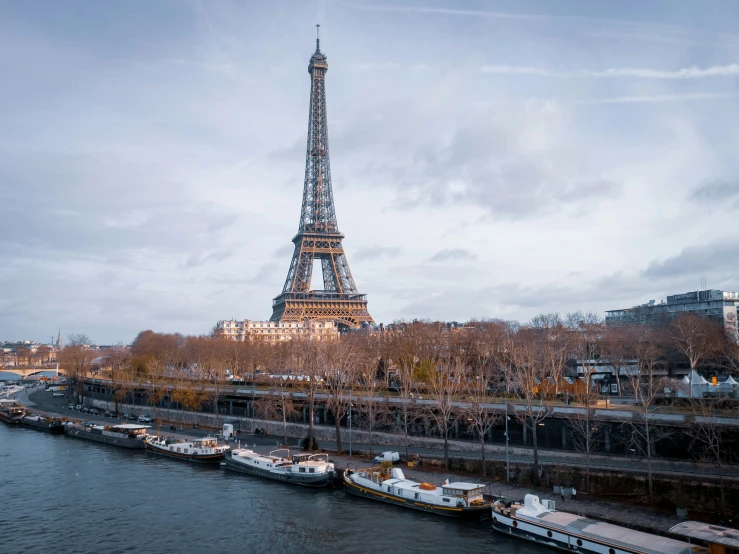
[{"left": 316, "top": 24, "right": 320, "bottom": 52}]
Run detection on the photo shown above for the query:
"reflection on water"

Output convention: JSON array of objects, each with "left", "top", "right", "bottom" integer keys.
[{"left": 0, "top": 424, "right": 546, "bottom": 554}]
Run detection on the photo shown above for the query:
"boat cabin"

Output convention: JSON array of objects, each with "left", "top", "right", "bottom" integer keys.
[{"left": 442, "top": 483, "right": 485, "bottom": 499}]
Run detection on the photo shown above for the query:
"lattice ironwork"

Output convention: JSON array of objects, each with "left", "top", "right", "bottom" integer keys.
[{"left": 271, "top": 30, "right": 373, "bottom": 328}]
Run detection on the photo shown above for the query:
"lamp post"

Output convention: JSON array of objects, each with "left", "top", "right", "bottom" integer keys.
[
  {"left": 349, "top": 388, "right": 353, "bottom": 457},
  {"left": 505, "top": 401, "right": 510, "bottom": 483}
]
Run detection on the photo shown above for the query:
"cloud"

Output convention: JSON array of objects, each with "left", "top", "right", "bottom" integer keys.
[
  {"left": 690, "top": 179, "right": 739, "bottom": 207},
  {"left": 429, "top": 248, "right": 477, "bottom": 263},
  {"left": 183, "top": 250, "right": 232, "bottom": 269},
  {"left": 353, "top": 101, "right": 622, "bottom": 219},
  {"left": 273, "top": 244, "right": 296, "bottom": 259},
  {"left": 354, "top": 246, "right": 401, "bottom": 262},
  {"left": 578, "top": 92, "right": 738, "bottom": 105},
  {"left": 643, "top": 240, "right": 739, "bottom": 280},
  {"left": 480, "top": 64, "right": 739, "bottom": 79}
]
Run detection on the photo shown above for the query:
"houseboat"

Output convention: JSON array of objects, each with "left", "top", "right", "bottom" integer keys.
[
  {"left": 225, "top": 448, "right": 335, "bottom": 487},
  {"left": 491, "top": 494, "right": 707, "bottom": 554},
  {"left": 343, "top": 466, "right": 491, "bottom": 520},
  {"left": 0, "top": 399, "right": 25, "bottom": 424},
  {"left": 145, "top": 435, "right": 229, "bottom": 463},
  {"left": 21, "top": 414, "right": 65, "bottom": 434},
  {"left": 64, "top": 421, "right": 149, "bottom": 449}
]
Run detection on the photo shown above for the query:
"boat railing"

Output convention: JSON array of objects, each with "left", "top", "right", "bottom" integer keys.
[
  {"left": 356, "top": 467, "right": 390, "bottom": 485},
  {"left": 307, "top": 453, "right": 329, "bottom": 464},
  {"left": 270, "top": 448, "right": 291, "bottom": 460}
]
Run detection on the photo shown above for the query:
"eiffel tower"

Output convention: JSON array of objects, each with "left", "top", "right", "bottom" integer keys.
[{"left": 270, "top": 28, "right": 373, "bottom": 329}]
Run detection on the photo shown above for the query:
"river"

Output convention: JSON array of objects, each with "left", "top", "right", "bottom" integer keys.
[{"left": 1, "top": 423, "right": 547, "bottom": 553}]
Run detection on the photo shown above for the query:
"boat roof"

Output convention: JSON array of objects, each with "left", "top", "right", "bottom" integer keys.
[
  {"left": 233, "top": 449, "right": 289, "bottom": 464},
  {"left": 534, "top": 512, "right": 700, "bottom": 554},
  {"left": 670, "top": 521, "right": 739, "bottom": 548},
  {"left": 515, "top": 496, "right": 703, "bottom": 554},
  {"left": 113, "top": 424, "right": 150, "bottom": 430},
  {"left": 444, "top": 482, "right": 484, "bottom": 490}
]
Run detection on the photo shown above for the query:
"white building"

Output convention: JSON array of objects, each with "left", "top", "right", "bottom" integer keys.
[{"left": 214, "top": 319, "right": 339, "bottom": 342}]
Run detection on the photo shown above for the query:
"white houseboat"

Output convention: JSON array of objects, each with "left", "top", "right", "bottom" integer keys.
[
  {"left": 225, "top": 448, "right": 335, "bottom": 487},
  {"left": 343, "top": 466, "right": 491, "bottom": 520},
  {"left": 145, "top": 435, "right": 229, "bottom": 463},
  {"left": 492, "top": 494, "right": 707, "bottom": 554}
]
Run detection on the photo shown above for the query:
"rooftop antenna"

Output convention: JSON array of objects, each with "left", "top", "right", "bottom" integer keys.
[{"left": 316, "top": 24, "right": 320, "bottom": 52}]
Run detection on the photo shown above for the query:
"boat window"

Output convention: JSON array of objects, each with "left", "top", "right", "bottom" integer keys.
[
  {"left": 443, "top": 498, "right": 450, "bottom": 503},
  {"left": 299, "top": 467, "right": 305, "bottom": 473},
  {"left": 415, "top": 493, "right": 420, "bottom": 500},
  {"left": 309, "top": 468, "right": 315, "bottom": 473}
]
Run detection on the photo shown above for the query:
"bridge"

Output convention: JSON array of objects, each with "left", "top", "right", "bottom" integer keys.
[{"left": 0, "top": 367, "right": 66, "bottom": 378}]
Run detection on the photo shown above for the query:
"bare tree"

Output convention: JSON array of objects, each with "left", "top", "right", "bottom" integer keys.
[
  {"left": 423, "top": 360, "right": 466, "bottom": 469},
  {"left": 503, "top": 325, "right": 550, "bottom": 482},
  {"left": 621, "top": 332, "right": 668, "bottom": 503},
  {"left": 566, "top": 312, "right": 605, "bottom": 493},
  {"left": 293, "top": 338, "right": 324, "bottom": 450},
  {"left": 671, "top": 314, "right": 722, "bottom": 398},
  {"left": 386, "top": 323, "right": 424, "bottom": 457},
  {"left": 463, "top": 369, "right": 502, "bottom": 477},
  {"left": 257, "top": 375, "right": 298, "bottom": 446},
  {"left": 322, "top": 339, "right": 358, "bottom": 455},
  {"left": 60, "top": 334, "right": 93, "bottom": 404},
  {"left": 107, "top": 345, "right": 130, "bottom": 414},
  {"left": 686, "top": 398, "right": 735, "bottom": 513}
]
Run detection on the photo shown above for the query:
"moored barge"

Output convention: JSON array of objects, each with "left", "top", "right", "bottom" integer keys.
[
  {"left": 64, "top": 421, "right": 149, "bottom": 449},
  {"left": 145, "top": 435, "right": 229, "bottom": 463},
  {"left": 491, "top": 494, "right": 707, "bottom": 554},
  {"left": 0, "top": 399, "right": 25, "bottom": 424},
  {"left": 343, "top": 466, "right": 491, "bottom": 520},
  {"left": 225, "top": 448, "right": 335, "bottom": 487},
  {"left": 22, "top": 414, "right": 65, "bottom": 434}
]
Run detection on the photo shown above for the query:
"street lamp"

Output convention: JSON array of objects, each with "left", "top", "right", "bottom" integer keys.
[
  {"left": 349, "top": 388, "right": 353, "bottom": 457},
  {"left": 505, "top": 401, "right": 510, "bottom": 483}
]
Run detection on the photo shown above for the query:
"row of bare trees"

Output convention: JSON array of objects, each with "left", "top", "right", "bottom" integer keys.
[{"left": 62, "top": 313, "right": 737, "bottom": 507}]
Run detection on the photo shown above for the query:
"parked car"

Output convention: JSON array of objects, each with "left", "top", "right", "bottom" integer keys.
[
  {"left": 67, "top": 404, "right": 75, "bottom": 410},
  {"left": 138, "top": 414, "right": 153, "bottom": 424},
  {"left": 52, "top": 392, "right": 64, "bottom": 397},
  {"left": 373, "top": 451, "right": 400, "bottom": 465},
  {"left": 75, "top": 404, "right": 82, "bottom": 411},
  {"left": 88, "top": 408, "right": 100, "bottom": 416}
]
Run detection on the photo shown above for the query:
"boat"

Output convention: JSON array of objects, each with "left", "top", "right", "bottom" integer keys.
[
  {"left": 21, "top": 414, "right": 65, "bottom": 434},
  {"left": 0, "top": 399, "right": 26, "bottom": 424},
  {"left": 144, "top": 435, "right": 229, "bottom": 463},
  {"left": 491, "top": 494, "right": 707, "bottom": 554},
  {"left": 343, "top": 466, "right": 492, "bottom": 520},
  {"left": 225, "top": 448, "right": 335, "bottom": 487},
  {"left": 64, "top": 421, "right": 149, "bottom": 449}
]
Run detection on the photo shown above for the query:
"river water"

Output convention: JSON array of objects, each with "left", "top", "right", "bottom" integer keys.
[{"left": 1, "top": 424, "right": 546, "bottom": 554}]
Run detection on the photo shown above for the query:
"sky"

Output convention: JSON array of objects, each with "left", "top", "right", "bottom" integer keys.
[{"left": 1, "top": 1, "right": 738, "bottom": 345}]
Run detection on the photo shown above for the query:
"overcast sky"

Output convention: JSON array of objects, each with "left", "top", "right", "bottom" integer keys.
[{"left": 1, "top": 1, "right": 738, "bottom": 344}]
